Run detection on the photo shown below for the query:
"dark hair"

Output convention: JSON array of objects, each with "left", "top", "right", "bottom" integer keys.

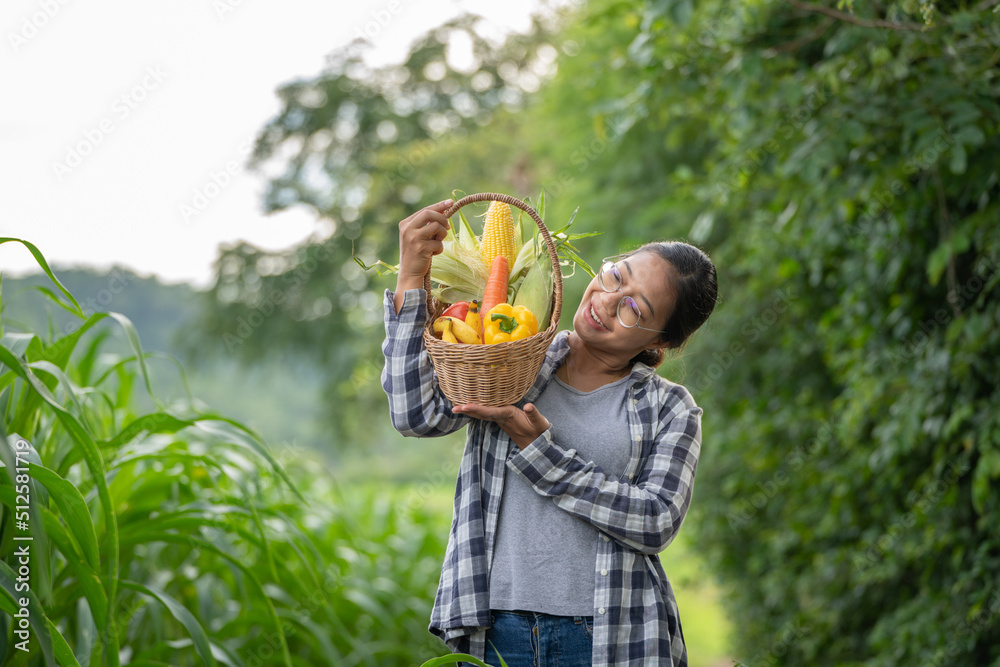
[{"left": 624, "top": 241, "right": 718, "bottom": 368}]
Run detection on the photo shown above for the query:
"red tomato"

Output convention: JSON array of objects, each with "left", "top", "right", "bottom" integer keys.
[{"left": 441, "top": 301, "right": 470, "bottom": 320}]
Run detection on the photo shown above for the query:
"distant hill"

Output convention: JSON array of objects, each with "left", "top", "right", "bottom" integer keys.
[
  {"left": 0, "top": 266, "right": 329, "bottom": 457},
  {"left": 2, "top": 265, "right": 202, "bottom": 354}
]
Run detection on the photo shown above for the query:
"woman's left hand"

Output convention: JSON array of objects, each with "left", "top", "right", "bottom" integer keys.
[{"left": 451, "top": 402, "right": 551, "bottom": 450}]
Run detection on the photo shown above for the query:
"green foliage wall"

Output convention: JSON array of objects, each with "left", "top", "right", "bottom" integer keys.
[{"left": 588, "top": 2, "right": 1000, "bottom": 664}]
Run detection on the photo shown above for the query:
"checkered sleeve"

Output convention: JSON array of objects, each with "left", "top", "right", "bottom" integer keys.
[
  {"left": 506, "top": 386, "right": 702, "bottom": 555},
  {"left": 381, "top": 288, "right": 470, "bottom": 438}
]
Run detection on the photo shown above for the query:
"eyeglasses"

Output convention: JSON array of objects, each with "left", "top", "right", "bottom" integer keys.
[{"left": 597, "top": 258, "right": 669, "bottom": 334}]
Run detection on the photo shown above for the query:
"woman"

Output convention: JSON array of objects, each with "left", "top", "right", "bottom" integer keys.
[{"left": 382, "top": 199, "right": 718, "bottom": 666}]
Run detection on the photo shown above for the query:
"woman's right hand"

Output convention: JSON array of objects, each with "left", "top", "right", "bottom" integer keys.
[{"left": 394, "top": 199, "right": 453, "bottom": 314}]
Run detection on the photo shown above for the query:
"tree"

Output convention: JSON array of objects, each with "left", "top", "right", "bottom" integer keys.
[
  {"left": 574, "top": 1, "right": 1000, "bottom": 663},
  {"left": 182, "top": 12, "right": 567, "bottom": 442}
]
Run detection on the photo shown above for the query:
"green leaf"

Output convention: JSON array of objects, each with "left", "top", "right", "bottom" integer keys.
[
  {"left": 27, "top": 360, "right": 86, "bottom": 417},
  {"left": 0, "top": 560, "right": 56, "bottom": 666},
  {"left": 120, "top": 533, "right": 293, "bottom": 667},
  {"left": 118, "top": 580, "right": 218, "bottom": 667},
  {"left": 419, "top": 654, "right": 496, "bottom": 667},
  {"left": 955, "top": 125, "right": 986, "bottom": 147},
  {"left": 559, "top": 246, "right": 597, "bottom": 278},
  {"left": 458, "top": 209, "right": 480, "bottom": 253},
  {"left": 192, "top": 418, "right": 305, "bottom": 502},
  {"left": 927, "top": 243, "right": 951, "bottom": 286},
  {"left": 0, "top": 238, "right": 85, "bottom": 317},
  {"left": 948, "top": 142, "right": 967, "bottom": 175},
  {"left": 28, "top": 462, "right": 101, "bottom": 570},
  {"left": 106, "top": 311, "right": 156, "bottom": 403},
  {"left": 275, "top": 610, "right": 342, "bottom": 667},
  {"left": 74, "top": 328, "right": 113, "bottom": 387},
  {"left": 22, "top": 499, "right": 109, "bottom": 640},
  {"left": 927, "top": 231, "right": 972, "bottom": 286},
  {"left": 48, "top": 617, "right": 83, "bottom": 667},
  {"left": 103, "top": 411, "right": 197, "bottom": 450}
]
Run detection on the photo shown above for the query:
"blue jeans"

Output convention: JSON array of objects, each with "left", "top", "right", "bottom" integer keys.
[{"left": 480, "top": 609, "right": 594, "bottom": 667}]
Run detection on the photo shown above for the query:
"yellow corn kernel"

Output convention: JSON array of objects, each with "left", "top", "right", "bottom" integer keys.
[{"left": 480, "top": 201, "right": 517, "bottom": 271}]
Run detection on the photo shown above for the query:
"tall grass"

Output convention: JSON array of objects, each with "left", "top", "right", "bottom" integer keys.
[{"left": 0, "top": 239, "right": 451, "bottom": 666}]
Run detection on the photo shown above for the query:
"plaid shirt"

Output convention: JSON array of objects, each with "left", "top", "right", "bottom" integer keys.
[{"left": 381, "top": 289, "right": 701, "bottom": 666}]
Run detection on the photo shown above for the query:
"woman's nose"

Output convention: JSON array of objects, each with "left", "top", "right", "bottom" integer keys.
[{"left": 597, "top": 286, "right": 621, "bottom": 310}]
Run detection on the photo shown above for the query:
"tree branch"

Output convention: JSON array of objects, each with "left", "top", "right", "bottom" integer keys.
[
  {"left": 764, "top": 17, "right": 836, "bottom": 56},
  {"left": 933, "top": 167, "right": 963, "bottom": 319},
  {"left": 782, "top": 0, "right": 927, "bottom": 31}
]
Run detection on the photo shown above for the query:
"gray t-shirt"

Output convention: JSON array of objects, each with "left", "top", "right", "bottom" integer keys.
[{"left": 488, "top": 372, "right": 632, "bottom": 616}]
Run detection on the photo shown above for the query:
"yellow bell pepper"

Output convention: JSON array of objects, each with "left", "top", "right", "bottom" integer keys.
[{"left": 484, "top": 303, "right": 539, "bottom": 344}]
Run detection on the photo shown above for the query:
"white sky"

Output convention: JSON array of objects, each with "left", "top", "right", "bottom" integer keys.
[{"left": 0, "top": 0, "right": 548, "bottom": 288}]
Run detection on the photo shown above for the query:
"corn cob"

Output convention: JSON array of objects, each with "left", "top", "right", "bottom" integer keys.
[{"left": 480, "top": 201, "right": 517, "bottom": 275}]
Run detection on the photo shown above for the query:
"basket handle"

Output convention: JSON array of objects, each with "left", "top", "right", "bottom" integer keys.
[{"left": 423, "top": 192, "right": 564, "bottom": 331}]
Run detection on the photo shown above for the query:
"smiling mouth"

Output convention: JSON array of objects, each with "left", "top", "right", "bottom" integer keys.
[{"left": 589, "top": 301, "right": 610, "bottom": 331}]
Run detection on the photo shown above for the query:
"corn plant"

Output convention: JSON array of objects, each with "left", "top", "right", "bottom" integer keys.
[{"left": 0, "top": 239, "right": 451, "bottom": 666}]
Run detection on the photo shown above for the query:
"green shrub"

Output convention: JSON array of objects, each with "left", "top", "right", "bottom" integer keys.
[{"left": 573, "top": 3, "right": 1000, "bottom": 664}]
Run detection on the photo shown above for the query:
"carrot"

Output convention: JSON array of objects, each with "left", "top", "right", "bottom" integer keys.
[{"left": 480, "top": 255, "right": 509, "bottom": 335}]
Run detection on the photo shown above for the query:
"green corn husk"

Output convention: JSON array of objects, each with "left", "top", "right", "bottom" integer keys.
[
  {"left": 512, "top": 253, "right": 553, "bottom": 330},
  {"left": 428, "top": 223, "right": 486, "bottom": 302}
]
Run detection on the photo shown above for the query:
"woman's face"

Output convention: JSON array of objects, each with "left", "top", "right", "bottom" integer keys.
[{"left": 571, "top": 250, "right": 677, "bottom": 357}]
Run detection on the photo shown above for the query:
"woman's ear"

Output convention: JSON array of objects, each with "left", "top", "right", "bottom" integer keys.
[{"left": 646, "top": 338, "right": 673, "bottom": 352}]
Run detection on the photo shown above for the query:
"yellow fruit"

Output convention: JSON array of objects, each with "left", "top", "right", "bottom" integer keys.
[
  {"left": 465, "top": 300, "right": 482, "bottom": 337},
  {"left": 441, "top": 319, "right": 458, "bottom": 343},
  {"left": 433, "top": 316, "right": 482, "bottom": 344}
]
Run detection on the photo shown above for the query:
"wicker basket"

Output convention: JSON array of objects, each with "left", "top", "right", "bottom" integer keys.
[{"left": 422, "top": 192, "right": 564, "bottom": 407}]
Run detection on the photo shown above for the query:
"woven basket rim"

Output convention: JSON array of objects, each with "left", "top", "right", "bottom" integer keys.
[{"left": 423, "top": 192, "right": 563, "bottom": 336}]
